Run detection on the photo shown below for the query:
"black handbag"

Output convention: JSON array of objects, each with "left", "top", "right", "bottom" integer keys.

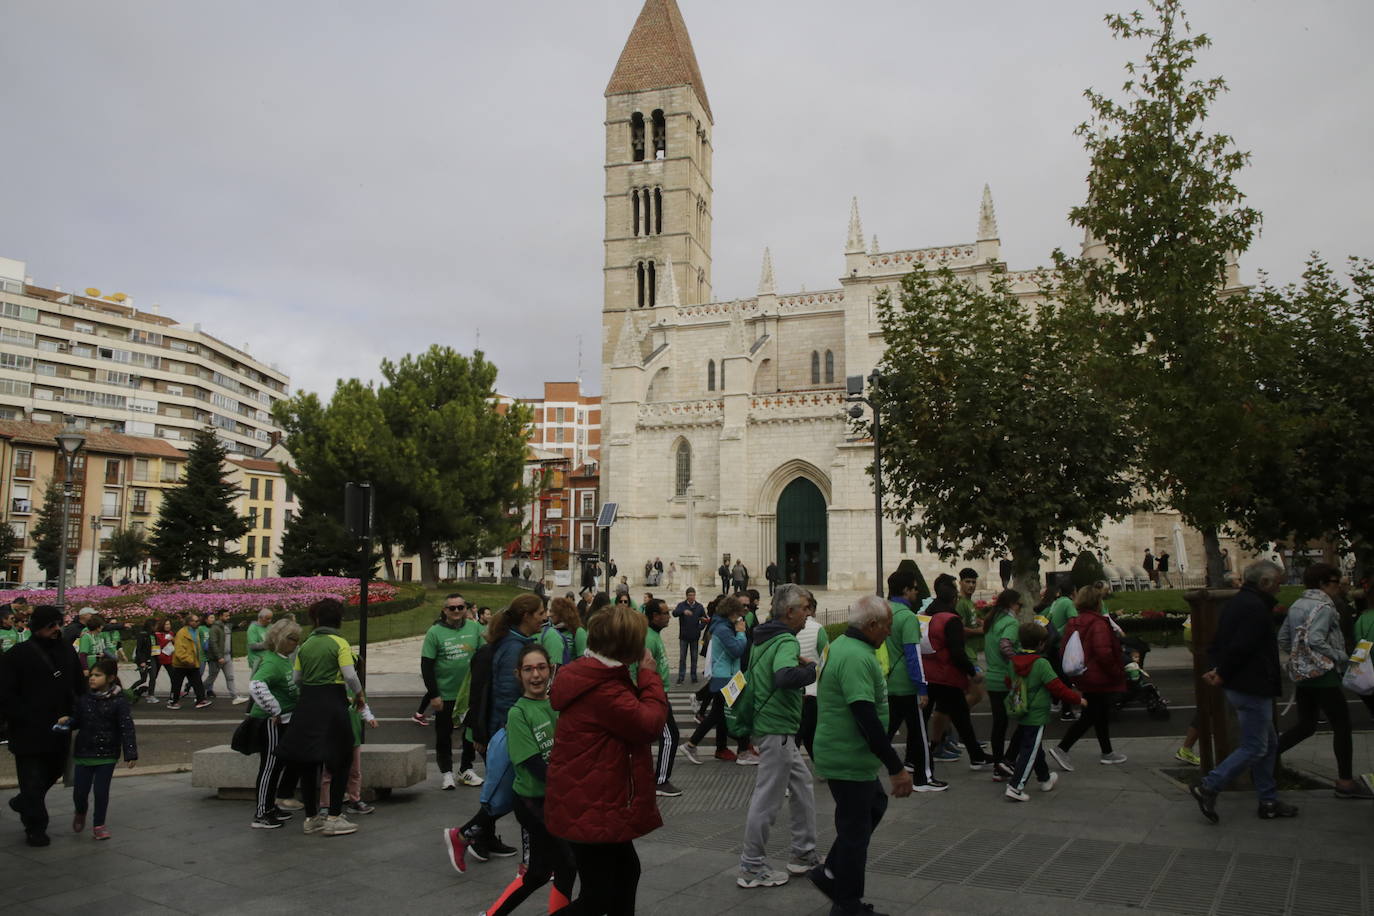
[{"left": 230, "top": 715, "right": 263, "bottom": 755}]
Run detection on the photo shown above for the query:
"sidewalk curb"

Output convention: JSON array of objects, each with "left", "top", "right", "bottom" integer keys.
[{"left": 0, "top": 762, "right": 190, "bottom": 790}]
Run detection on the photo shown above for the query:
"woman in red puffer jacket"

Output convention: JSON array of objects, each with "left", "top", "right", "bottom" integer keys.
[
  {"left": 1048, "top": 584, "right": 1127, "bottom": 772},
  {"left": 546, "top": 604, "right": 667, "bottom": 915}
]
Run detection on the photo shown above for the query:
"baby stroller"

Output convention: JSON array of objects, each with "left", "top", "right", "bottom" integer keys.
[{"left": 1114, "top": 635, "right": 1170, "bottom": 720}]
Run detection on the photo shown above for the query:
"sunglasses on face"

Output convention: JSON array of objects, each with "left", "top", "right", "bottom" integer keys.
[{"left": 446, "top": 604, "right": 467, "bottom": 611}]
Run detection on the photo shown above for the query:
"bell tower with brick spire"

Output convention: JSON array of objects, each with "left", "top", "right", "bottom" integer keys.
[{"left": 602, "top": 0, "right": 713, "bottom": 354}]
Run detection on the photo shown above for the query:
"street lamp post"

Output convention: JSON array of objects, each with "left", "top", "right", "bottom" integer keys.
[
  {"left": 53, "top": 428, "right": 86, "bottom": 617},
  {"left": 847, "top": 371, "right": 884, "bottom": 597}
]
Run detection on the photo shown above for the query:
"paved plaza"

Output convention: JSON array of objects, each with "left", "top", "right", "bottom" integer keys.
[{"left": 2, "top": 725, "right": 1371, "bottom": 916}]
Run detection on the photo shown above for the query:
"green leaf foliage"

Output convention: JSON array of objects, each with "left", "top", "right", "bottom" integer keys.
[
  {"left": 30, "top": 477, "right": 67, "bottom": 581},
  {"left": 871, "top": 266, "right": 1138, "bottom": 594},
  {"left": 104, "top": 527, "right": 149, "bottom": 578},
  {"left": 148, "top": 429, "right": 253, "bottom": 580},
  {"left": 1069, "top": 550, "right": 1106, "bottom": 589}
]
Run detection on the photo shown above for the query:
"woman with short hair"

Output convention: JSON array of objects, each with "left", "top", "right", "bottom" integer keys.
[{"left": 247, "top": 618, "right": 303, "bottom": 829}]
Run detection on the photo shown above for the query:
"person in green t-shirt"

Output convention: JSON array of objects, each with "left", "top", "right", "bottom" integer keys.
[
  {"left": 247, "top": 617, "right": 303, "bottom": 828},
  {"left": 813, "top": 595, "right": 913, "bottom": 914},
  {"left": 955, "top": 568, "right": 986, "bottom": 704},
  {"left": 1004, "top": 621, "right": 1085, "bottom": 801},
  {"left": 478, "top": 643, "right": 576, "bottom": 916},
  {"left": 738, "top": 583, "right": 818, "bottom": 889},
  {"left": 0, "top": 606, "right": 20, "bottom": 653},
  {"left": 882, "top": 566, "right": 943, "bottom": 791},
  {"left": 245, "top": 608, "right": 273, "bottom": 675},
  {"left": 642, "top": 599, "right": 682, "bottom": 798},
  {"left": 78, "top": 616, "right": 108, "bottom": 672},
  {"left": 421, "top": 594, "right": 484, "bottom": 789},
  {"left": 981, "top": 589, "right": 1024, "bottom": 772}
]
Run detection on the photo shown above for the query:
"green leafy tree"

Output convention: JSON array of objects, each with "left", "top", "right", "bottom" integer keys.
[
  {"left": 1230, "top": 256, "right": 1374, "bottom": 568},
  {"left": 103, "top": 527, "right": 149, "bottom": 579},
  {"left": 277, "top": 346, "right": 534, "bottom": 586},
  {"left": 277, "top": 507, "right": 367, "bottom": 577},
  {"left": 1069, "top": 550, "right": 1107, "bottom": 590},
  {"left": 30, "top": 478, "right": 67, "bottom": 582},
  {"left": 0, "top": 514, "right": 22, "bottom": 573},
  {"left": 148, "top": 429, "right": 252, "bottom": 580},
  {"left": 1058, "top": 0, "right": 1266, "bottom": 585},
  {"left": 871, "top": 267, "right": 1138, "bottom": 600}
]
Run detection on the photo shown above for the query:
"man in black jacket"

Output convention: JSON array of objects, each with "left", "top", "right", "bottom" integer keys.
[
  {"left": 1191, "top": 560, "right": 1297, "bottom": 823},
  {"left": 0, "top": 605, "right": 84, "bottom": 846}
]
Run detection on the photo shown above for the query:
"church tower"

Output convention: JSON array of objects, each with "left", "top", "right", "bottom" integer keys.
[{"left": 602, "top": 0, "right": 713, "bottom": 358}]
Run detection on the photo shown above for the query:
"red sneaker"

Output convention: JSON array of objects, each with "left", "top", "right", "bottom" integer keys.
[
  {"left": 443, "top": 827, "right": 468, "bottom": 874},
  {"left": 714, "top": 749, "right": 738, "bottom": 762}
]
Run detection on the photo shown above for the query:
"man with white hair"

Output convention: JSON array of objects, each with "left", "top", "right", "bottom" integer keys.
[
  {"left": 1191, "top": 560, "right": 1297, "bottom": 823},
  {"left": 245, "top": 608, "right": 274, "bottom": 675},
  {"left": 737, "top": 584, "right": 819, "bottom": 889},
  {"left": 808, "top": 595, "right": 913, "bottom": 916}
]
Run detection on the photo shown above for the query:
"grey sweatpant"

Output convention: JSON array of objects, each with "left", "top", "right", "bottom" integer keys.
[{"left": 740, "top": 733, "right": 816, "bottom": 869}]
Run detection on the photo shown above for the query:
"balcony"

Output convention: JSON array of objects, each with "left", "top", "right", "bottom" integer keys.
[
  {"left": 10, "top": 499, "right": 31, "bottom": 514},
  {"left": 12, "top": 461, "right": 33, "bottom": 479},
  {"left": 101, "top": 504, "right": 122, "bottom": 519},
  {"left": 131, "top": 502, "right": 149, "bottom": 515}
]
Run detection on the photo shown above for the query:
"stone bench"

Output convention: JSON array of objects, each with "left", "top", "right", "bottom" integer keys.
[{"left": 192, "top": 743, "right": 428, "bottom": 801}]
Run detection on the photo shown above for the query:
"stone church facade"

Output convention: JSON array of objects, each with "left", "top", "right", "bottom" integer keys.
[{"left": 599, "top": 0, "right": 1252, "bottom": 593}]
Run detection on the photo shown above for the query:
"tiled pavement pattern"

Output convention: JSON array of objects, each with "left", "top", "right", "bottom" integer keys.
[{"left": 1, "top": 733, "right": 1371, "bottom": 915}]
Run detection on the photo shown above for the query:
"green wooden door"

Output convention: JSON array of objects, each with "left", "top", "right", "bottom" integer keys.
[{"left": 776, "top": 478, "right": 827, "bottom": 587}]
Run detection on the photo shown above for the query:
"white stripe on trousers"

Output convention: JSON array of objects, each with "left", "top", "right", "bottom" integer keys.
[
  {"left": 656, "top": 707, "right": 679, "bottom": 784},
  {"left": 1012, "top": 725, "right": 1044, "bottom": 792},
  {"left": 255, "top": 718, "right": 280, "bottom": 819},
  {"left": 911, "top": 698, "right": 933, "bottom": 783}
]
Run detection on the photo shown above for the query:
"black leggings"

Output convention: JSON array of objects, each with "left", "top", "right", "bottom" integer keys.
[
  {"left": 924, "top": 683, "right": 989, "bottom": 763},
  {"left": 435, "top": 699, "right": 476, "bottom": 774},
  {"left": 132, "top": 661, "right": 157, "bottom": 696},
  {"left": 168, "top": 666, "right": 205, "bottom": 702},
  {"left": 798, "top": 695, "right": 818, "bottom": 758},
  {"left": 1059, "top": 692, "right": 1114, "bottom": 754},
  {"left": 566, "top": 840, "right": 640, "bottom": 916},
  {"left": 301, "top": 757, "right": 350, "bottom": 818},
  {"left": 886, "top": 694, "right": 933, "bottom": 781},
  {"left": 254, "top": 718, "right": 299, "bottom": 819},
  {"left": 987, "top": 690, "right": 1010, "bottom": 764},
  {"left": 1278, "top": 684, "right": 1353, "bottom": 780},
  {"left": 488, "top": 796, "right": 576, "bottom": 916},
  {"left": 72, "top": 762, "right": 115, "bottom": 827},
  {"left": 689, "top": 693, "right": 728, "bottom": 751}
]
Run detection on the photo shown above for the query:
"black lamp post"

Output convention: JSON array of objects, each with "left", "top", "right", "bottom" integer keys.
[
  {"left": 53, "top": 427, "right": 86, "bottom": 615},
  {"left": 847, "top": 371, "right": 884, "bottom": 596}
]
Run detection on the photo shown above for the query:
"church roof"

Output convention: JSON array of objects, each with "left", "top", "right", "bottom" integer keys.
[{"left": 605, "top": 0, "right": 712, "bottom": 121}]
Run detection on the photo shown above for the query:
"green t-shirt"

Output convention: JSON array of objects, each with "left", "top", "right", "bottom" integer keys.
[
  {"left": 421, "top": 619, "right": 483, "bottom": 701},
  {"left": 1009, "top": 653, "right": 1061, "bottom": 726},
  {"left": 105, "top": 630, "right": 122, "bottom": 657},
  {"left": 294, "top": 628, "right": 351, "bottom": 686},
  {"left": 983, "top": 610, "right": 1021, "bottom": 687},
  {"left": 249, "top": 652, "right": 300, "bottom": 719},
  {"left": 646, "top": 626, "right": 670, "bottom": 686},
  {"left": 0, "top": 627, "right": 18, "bottom": 653},
  {"left": 573, "top": 627, "right": 588, "bottom": 659},
  {"left": 541, "top": 625, "right": 576, "bottom": 666},
  {"left": 749, "top": 631, "right": 804, "bottom": 735},
  {"left": 884, "top": 600, "right": 923, "bottom": 697},
  {"left": 246, "top": 622, "right": 270, "bottom": 670},
  {"left": 955, "top": 597, "right": 983, "bottom": 663},
  {"left": 814, "top": 634, "right": 889, "bottom": 781},
  {"left": 1354, "top": 610, "right": 1374, "bottom": 645},
  {"left": 1046, "top": 596, "right": 1077, "bottom": 635},
  {"left": 79, "top": 630, "right": 104, "bottom": 668},
  {"left": 74, "top": 756, "right": 118, "bottom": 767},
  {"left": 506, "top": 696, "right": 557, "bottom": 798}
]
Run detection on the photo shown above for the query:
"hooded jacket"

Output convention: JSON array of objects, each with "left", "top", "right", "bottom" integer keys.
[
  {"left": 1008, "top": 652, "right": 1082, "bottom": 726},
  {"left": 489, "top": 629, "right": 536, "bottom": 737},
  {"left": 1060, "top": 609, "right": 1125, "bottom": 693},
  {"left": 747, "top": 619, "right": 816, "bottom": 735},
  {"left": 707, "top": 615, "right": 747, "bottom": 689},
  {"left": 1207, "top": 584, "right": 1281, "bottom": 697},
  {"left": 545, "top": 655, "right": 668, "bottom": 844},
  {"left": 0, "top": 636, "right": 84, "bottom": 755},
  {"left": 69, "top": 686, "right": 139, "bottom": 762}
]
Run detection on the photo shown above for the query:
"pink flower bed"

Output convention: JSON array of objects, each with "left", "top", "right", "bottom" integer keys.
[{"left": 0, "top": 577, "right": 399, "bottom": 623}]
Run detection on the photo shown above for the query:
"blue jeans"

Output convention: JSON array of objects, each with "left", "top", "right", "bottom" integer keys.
[{"left": 1201, "top": 689, "right": 1277, "bottom": 802}]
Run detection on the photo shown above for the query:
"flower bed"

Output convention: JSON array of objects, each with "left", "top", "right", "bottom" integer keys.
[{"left": 0, "top": 577, "right": 400, "bottom": 624}]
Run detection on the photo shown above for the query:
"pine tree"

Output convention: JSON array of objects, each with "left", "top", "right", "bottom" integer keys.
[
  {"left": 148, "top": 429, "right": 252, "bottom": 580},
  {"left": 104, "top": 527, "right": 149, "bottom": 579},
  {"left": 277, "top": 507, "right": 363, "bottom": 577},
  {"left": 30, "top": 477, "right": 67, "bottom": 582}
]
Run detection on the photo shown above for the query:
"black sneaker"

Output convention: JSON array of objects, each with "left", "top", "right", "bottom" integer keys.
[
  {"left": 808, "top": 865, "right": 837, "bottom": 902},
  {"left": 1059, "top": 707, "right": 1077, "bottom": 721},
  {"left": 1190, "top": 782, "right": 1219, "bottom": 824},
  {"left": 251, "top": 816, "right": 283, "bottom": 829},
  {"left": 266, "top": 807, "right": 294, "bottom": 822},
  {"left": 487, "top": 834, "right": 518, "bottom": 857},
  {"left": 655, "top": 781, "right": 683, "bottom": 797},
  {"left": 1257, "top": 799, "right": 1298, "bottom": 820},
  {"left": 466, "top": 832, "right": 491, "bottom": 862},
  {"left": 913, "top": 778, "right": 949, "bottom": 793},
  {"left": 25, "top": 831, "right": 50, "bottom": 847}
]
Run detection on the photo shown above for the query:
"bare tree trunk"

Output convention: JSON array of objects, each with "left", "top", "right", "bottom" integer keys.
[
  {"left": 1011, "top": 541, "right": 1043, "bottom": 616},
  {"left": 380, "top": 538, "right": 396, "bottom": 581},
  {"left": 418, "top": 541, "right": 439, "bottom": 588},
  {"left": 1202, "top": 528, "right": 1225, "bottom": 589}
]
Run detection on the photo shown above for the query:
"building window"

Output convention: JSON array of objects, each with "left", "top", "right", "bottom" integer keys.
[
  {"left": 264, "top": 479, "right": 274, "bottom": 500},
  {"left": 810, "top": 351, "right": 821, "bottom": 385},
  {"left": 284, "top": 508, "right": 293, "bottom": 526},
  {"left": 285, "top": 483, "right": 294, "bottom": 503},
  {"left": 260, "top": 564, "right": 269, "bottom": 579},
  {"left": 161, "top": 462, "right": 180, "bottom": 482},
  {"left": 824, "top": 350, "right": 835, "bottom": 384},
  {"left": 104, "top": 459, "right": 121, "bottom": 485},
  {"left": 9, "top": 520, "right": 26, "bottom": 542},
  {"left": 102, "top": 490, "right": 120, "bottom": 518},
  {"left": 262, "top": 508, "right": 272, "bottom": 530},
  {"left": 674, "top": 440, "right": 691, "bottom": 497},
  {"left": 636, "top": 262, "right": 646, "bottom": 307},
  {"left": 654, "top": 187, "right": 663, "bottom": 234},
  {"left": 132, "top": 490, "right": 148, "bottom": 513},
  {"left": 630, "top": 111, "right": 646, "bottom": 162},
  {"left": 260, "top": 537, "right": 270, "bottom": 559},
  {"left": 11, "top": 484, "right": 31, "bottom": 514},
  {"left": 249, "top": 478, "right": 259, "bottom": 499},
  {"left": 245, "top": 536, "right": 256, "bottom": 558},
  {"left": 580, "top": 492, "right": 594, "bottom": 516},
  {"left": 133, "top": 458, "right": 148, "bottom": 481},
  {"left": 631, "top": 188, "right": 640, "bottom": 236},
  {"left": 647, "top": 261, "right": 656, "bottom": 307},
  {"left": 707, "top": 360, "right": 715, "bottom": 392},
  {"left": 720, "top": 358, "right": 726, "bottom": 389},
  {"left": 13, "top": 450, "right": 33, "bottom": 478},
  {"left": 651, "top": 109, "right": 666, "bottom": 159}
]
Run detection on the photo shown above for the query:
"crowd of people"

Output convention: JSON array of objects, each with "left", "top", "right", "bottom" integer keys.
[{"left": 3, "top": 555, "right": 1371, "bottom": 914}]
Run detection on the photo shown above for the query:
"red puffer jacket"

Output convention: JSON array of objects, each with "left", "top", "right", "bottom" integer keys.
[
  {"left": 1061, "top": 610, "right": 1125, "bottom": 694},
  {"left": 545, "top": 656, "right": 668, "bottom": 844}
]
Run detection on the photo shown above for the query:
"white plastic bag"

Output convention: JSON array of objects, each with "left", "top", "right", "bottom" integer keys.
[
  {"left": 1342, "top": 640, "right": 1374, "bottom": 696},
  {"left": 916, "top": 615, "right": 936, "bottom": 655},
  {"left": 1061, "top": 631, "right": 1087, "bottom": 677}
]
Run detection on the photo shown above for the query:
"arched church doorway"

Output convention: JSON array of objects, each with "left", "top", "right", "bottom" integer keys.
[{"left": 777, "top": 477, "right": 827, "bottom": 587}]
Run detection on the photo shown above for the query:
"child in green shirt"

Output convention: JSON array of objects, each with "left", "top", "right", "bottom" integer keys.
[
  {"left": 1003, "top": 621, "right": 1085, "bottom": 801},
  {"left": 474, "top": 644, "right": 576, "bottom": 915}
]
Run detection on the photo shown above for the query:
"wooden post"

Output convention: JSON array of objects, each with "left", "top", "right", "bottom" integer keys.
[{"left": 1184, "top": 588, "right": 1238, "bottom": 775}]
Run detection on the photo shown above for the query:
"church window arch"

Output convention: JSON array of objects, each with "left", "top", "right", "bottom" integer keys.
[
  {"left": 636, "top": 261, "right": 646, "bottom": 308},
  {"left": 651, "top": 109, "right": 666, "bottom": 159},
  {"left": 707, "top": 359, "right": 715, "bottom": 392},
  {"left": 810, "top": 351, "right": 820, "bottom": 385},
  {"left": 654, "top": 187, "right": 663, "bottom": 235},
  {"left": 824, "top": 350, "right": 835, "bottom": 384},
  {"left": 719, "top": 358, "right": 726, "bottom": 389},
  {"left": 630, "top": 112, "right": 646, "bottom": 162},
  {"left": 697, "top": 267, "right": 705, "bottom": 301},
  {"left": 631, "top": 189, "right": 640, "bottom": 237},
  {"left": 674, "top": 439, "right": 692, "bottom": 496},
  {"left": 647, "top": 260, "right": 656, "bottom": 307}
]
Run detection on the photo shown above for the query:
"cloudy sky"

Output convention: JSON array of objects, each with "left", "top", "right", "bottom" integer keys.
[{"left": 3, "top": 1, "right": 1369, "bottom": 401}]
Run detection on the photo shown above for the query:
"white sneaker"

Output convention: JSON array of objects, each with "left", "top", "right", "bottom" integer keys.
[
  {"left": 1047, "top": 746, "right": 1074, "bottom": 772},
  {"left": 302, "top": 814, "right": 327, "bottom": 835},
  {"left": 737, "top": 865, "right": 789, "bottom": 888},
  {"left": 1099, "top": 751, "right": 1128, "bottom": 766},
  {"left": 441, "top": 771, "right": 457, "bottom": 790},
  {"left": 1040, "top": 772, "right": 1059, "bottom": 793},
  {"left": 459, "top": 769, "right": 484, "bottom": 787},
  {"left": 231, "top": 696, "right": 249, "bottom": 705},
  {"left": 736, "top": 750, "right": 761, "bottom": 766},
  {"left": 322, "top": 815, "right": 357, "bottom": 836},
  {"left": 1004, "top": 785, "right": 1030, "bottom": 802}
]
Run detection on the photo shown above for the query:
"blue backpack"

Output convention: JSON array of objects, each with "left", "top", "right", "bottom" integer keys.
[
  {"left": 541, "top": 623, "right": 573, "bottom": 665},
  {"left": 479, "top": 727, "right": 515, "bottom": 818}
]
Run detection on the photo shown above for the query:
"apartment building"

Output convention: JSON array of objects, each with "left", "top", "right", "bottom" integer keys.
[
  {"left": 0, "top": 419, "right": 187, "bottom": 584},
  {"left": 0, "top": 256, "right": 289, "bottom": 458},
  {"left": 222, "top": 444, "right": 295, "bottom": 579},
  {"left": 517, "top": 382, "right": 601, "bottom": 469}
]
